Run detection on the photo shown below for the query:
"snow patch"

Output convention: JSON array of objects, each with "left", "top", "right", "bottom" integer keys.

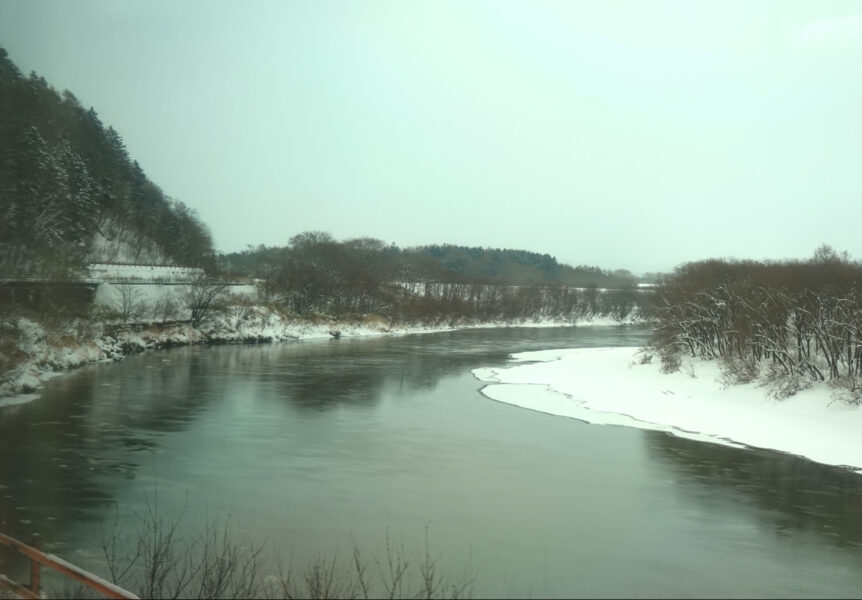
[
  {"left": 0, "top": 305, "right": 641, "bottom": 404},
  {"left": 0, "top": 393, "right": 40, "bottom": 408},
  {"left": 472, "top": 347, "right": 862, "bottom": 473}
]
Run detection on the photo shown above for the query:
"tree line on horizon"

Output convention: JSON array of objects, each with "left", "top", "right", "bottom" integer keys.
[
  {"left": 218, "top": 235, "right": 641, "bottom": 289},
  {"left": 216, "top": 232, "right": 645, "bottom": 322},
  {"left": 648, "top": 245, "right": 862, "bottom": 404}
]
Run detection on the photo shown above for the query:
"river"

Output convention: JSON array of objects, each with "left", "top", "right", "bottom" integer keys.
[{"left": 1, "top": 326, "right": 862, "bottom": 598}]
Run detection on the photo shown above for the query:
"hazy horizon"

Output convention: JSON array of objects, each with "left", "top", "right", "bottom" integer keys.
[{"left": 1, "top": 0, "right": 860, "bottom": 274}]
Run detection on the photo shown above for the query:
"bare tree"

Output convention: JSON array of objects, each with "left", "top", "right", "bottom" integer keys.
[
  {"left": 96, "top": 495, "right": 474, "bottom": 600},
  {"left": 180, "top": 274, "right": 227, "bottom": 327},
  {"left": 99, "top": 495, "right": 265, "bottom": 599},
  {"left": 648, "top": 255, "right": 862, "bottom": 402},
  {"left": 151, "top": 292, "right": 180, "bottom": 323},
  {"left": 224, "top": 294, "right": 254, "bottom": 330},
  {"left": 112, "top": 281, "right": 148, "bottom": 323}
]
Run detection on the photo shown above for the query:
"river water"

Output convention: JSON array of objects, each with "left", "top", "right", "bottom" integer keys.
[{"left": 2, "top": 326, "right": 862, "bottom": 598}]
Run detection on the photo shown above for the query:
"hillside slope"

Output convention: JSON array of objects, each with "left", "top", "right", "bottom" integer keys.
[{"left": 0, "top": 47, "right": 214, "bottom": 277}]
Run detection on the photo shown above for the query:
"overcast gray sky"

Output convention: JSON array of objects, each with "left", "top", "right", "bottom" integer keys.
[{"left": 1, "top": 0, "right": 860, "bottom": 274}]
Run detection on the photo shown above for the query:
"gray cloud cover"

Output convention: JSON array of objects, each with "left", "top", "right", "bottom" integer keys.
[{"left": 1, "top": 0, "right": 860, "bottom": 273}]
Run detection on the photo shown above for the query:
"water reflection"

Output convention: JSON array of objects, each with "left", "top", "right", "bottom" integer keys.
[
  {"left": 0, "top": 326, "right": 645, "bottom": 546},
  {"left": 179, "top": 326, "right": 649, "bottom": 412},
  {"left": 643, "top": 431, "right": 862, "bottom": 549},
  {"left": 5, "top": 325, "right": 862, "bottom": 597}
]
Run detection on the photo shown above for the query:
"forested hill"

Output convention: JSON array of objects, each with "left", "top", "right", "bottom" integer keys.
[
  {"left": 401, "top": 244, "right": 637, "bottom": 287},
  {"left": 219, "top": 237, "right": 639, "bottom": 289},
  {"left": 0, "top": 47, "right": 215, "bottom": 277}
]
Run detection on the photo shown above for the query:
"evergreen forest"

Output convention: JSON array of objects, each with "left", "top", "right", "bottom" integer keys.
[{"left": 0, "top": 47, "right": 215, "bottom": 277}]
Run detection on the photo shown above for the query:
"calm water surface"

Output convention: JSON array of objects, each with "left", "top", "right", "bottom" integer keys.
[{"left": 2, "top": 326, "right": 862, "bottom": 598}]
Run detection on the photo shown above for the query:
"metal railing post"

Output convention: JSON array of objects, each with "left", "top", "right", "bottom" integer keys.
[
  {"left": 0, "top": 530, "right": 138, "bottom": 599},
  {"left": 29, "top": 534, "right": 41, "bottom": 597}
]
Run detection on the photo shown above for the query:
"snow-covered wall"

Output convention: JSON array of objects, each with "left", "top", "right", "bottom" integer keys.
[
  {"left": 93, "top": 281, "right": 257, "bottom": 311},
  {"left": 93, "top": 281, "right": 180, "bottom": 308},
  {"left": 87, "top": 263, "right": 205, "bottom": 283},
  {"left": 86, "top": 263, "right": 257, "bottom": 320}
]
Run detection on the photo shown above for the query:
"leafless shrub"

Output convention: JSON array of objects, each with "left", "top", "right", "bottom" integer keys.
[
  {"left": 99, "top": 493, "right": 265, "bottom": 599},
  {"left": 0, "top": 319, "right": 24, "bottom": 373},
  {"left": 761, "top": 364, "right": 808, "bottom": 400},
  {"left": 292, "top": 553, "right": 356, "bottom": 600},
  {"left": 196, "top": 515, "right": 265, "bottom": 599},
  {"left": 226, "top": 300, "right": 254, "bottom": 330},
  {"left": 49, "top": 581, "right": 102, "bottom": 599},
  {"left": 151, "top": 294, "right": 180, "bottom": 323},
  {"left": 271, "top": 527, "right": 472, "bottom": 600},
  {"left": 373, "top": 529, "right": 410, "bottom": 600},
  {"left": 719, "top": 353, "right": 760, "bottom": 386},
  {"left": 830, "top": 375, "right": 862, "bottom": 406},
  {"left": 416, "top": 525, "right": 473, "bottom": 600},
  {"left": 112, "top": 282, "right": 148, "bottom": 323},
  {"left": 179, "top": 274, "right": 228, "bottom": 327},
  {"left": 649, "top": 254, "right": 862, "bottom": 398},
  {"left": 681, "top": 362, "right": 697, "bottom": 378},
  {"left": 659, "top": 350, "right": 681, "bottom": 374},
  {"left": 94, "top": 496, "right": 472, "bottom": 600},
  {"left": 633, "top": 349, "right": 653, "bottom": 365}
]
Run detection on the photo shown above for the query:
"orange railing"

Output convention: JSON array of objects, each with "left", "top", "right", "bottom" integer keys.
[{"left": 0, "top": 532, "right": 138, "bottom": 599}]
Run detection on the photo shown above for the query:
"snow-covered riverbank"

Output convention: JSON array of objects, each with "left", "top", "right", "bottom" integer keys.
[
  {"left": 0, "top": 310, "right": 639, "bottom": 402},
  {"left": 472, "top": 347, "right": 862, "bottom": 474}
]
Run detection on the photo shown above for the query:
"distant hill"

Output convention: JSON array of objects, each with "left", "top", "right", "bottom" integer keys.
[
  {"left": 399, "top": 244, "right": 637, "bottom": 287},
  {"left": 0, "top": 47, "right": 215, "bottom": 277},
  {"left": 219, "top": 236, "right": 638, "bottom": 289}
]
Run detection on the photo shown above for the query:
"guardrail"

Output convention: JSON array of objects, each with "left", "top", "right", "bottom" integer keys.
[
  {"left": 0, "top": 277, "right": 252, "bottom": 286},
  {"left": 0, "top": 532, "right": 138, "bottom": 599}
]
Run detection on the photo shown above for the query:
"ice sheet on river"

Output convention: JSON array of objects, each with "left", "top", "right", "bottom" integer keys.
[{"left": 472, "top": 347, "right": 862, "bottom": 474}]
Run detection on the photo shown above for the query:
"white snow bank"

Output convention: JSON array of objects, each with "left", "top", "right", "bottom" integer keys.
[
  {"left": 473, "top": 347, "right": 862, "bottom": 474},
  {"left": 0, "top": 305, "right": 641, "bottom": 403},
  {"left": 0, "top": 393, "right": 40, "bottom": 408},
  {"left": 0, "top": 317, "right": 120, "bottom": 399}
]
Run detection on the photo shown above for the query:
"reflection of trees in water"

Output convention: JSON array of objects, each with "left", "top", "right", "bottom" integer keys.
[
  {"left": 0, "top": 332, "right": 512, "bottom": 552},
  {"left": 0, "top": 349, "right": 215, "bottom": 552},
  {"left": 0, "top": 326, "right": 651, "bottom": 573},
  {"left": 273, "top": 347, "right": 391, "bottom": 410},
  {"left": 114, "top": 349, "right": 229, "bottom": 432},
  {"left": 207, "top": 326, "right": 650, "bottom": 411},
  {"left": 643, "top": 431, "right": 862, "bottom": 549},
  {"left": 257, "top": 328, "right": 601, "bottom": 409},
  {"left": 198, "top": 336, "right": 502, "bottom": 411}
]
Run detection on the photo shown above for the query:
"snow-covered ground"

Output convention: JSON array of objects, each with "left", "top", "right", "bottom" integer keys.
[
  {"left": 472, "top": 347, "right": 862, "bottom": 474},
  {"left": 0, "top": 310, "right": 636, "bottom": 402}
]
